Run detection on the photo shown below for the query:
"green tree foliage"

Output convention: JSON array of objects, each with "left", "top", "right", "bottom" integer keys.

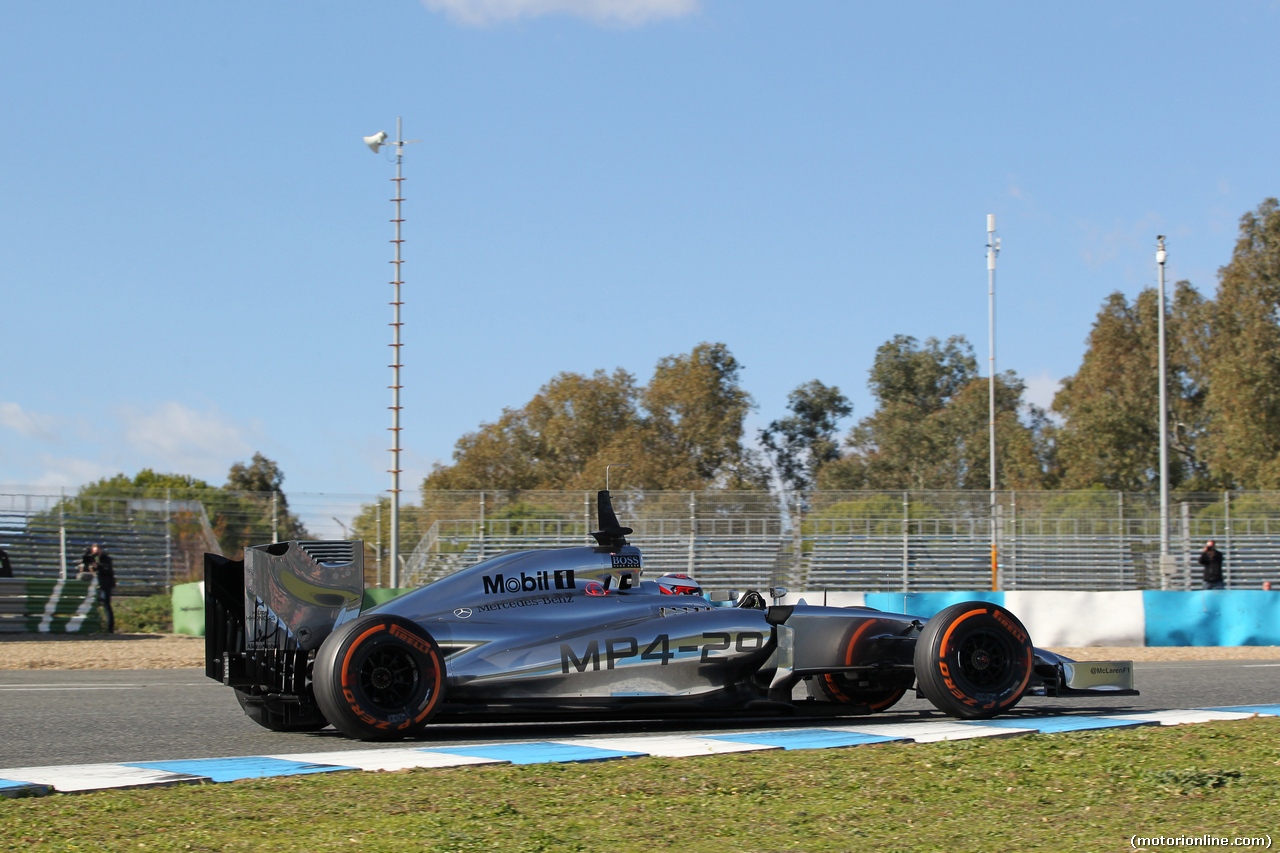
[
  {"left": 423, "top": 369, "right": 639, "bottom": 491},
  {"left": 636, "top": 343, "right": 763, "bottom": 488},
  {"left": 759, "top": 380, "right": 853, "bottom": 491},
  {"left": 47, "top": 455, "right": 308, "bottom": 566},
  {"left": 1051, "top": 283, "right": 1210, "bottom": 490},
  {"left": 818, "top": 335, "right": 1050, "bottom": 490},
  {"left": 423, "top": 343, "right": 765, "bottom": 492},
  {"left": 222, "top": 451, "right": 309, "bottom": 546},
  {"left": 1204, "top": 198, "right": 1280, "bottom": 488}
]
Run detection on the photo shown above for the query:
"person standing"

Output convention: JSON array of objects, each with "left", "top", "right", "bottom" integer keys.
[
  {"left": 81, "top": 544, "right": 117, "bottom": 633},
  {"left": 1199, "top": 540, "right": 1225, "bottom": 590},
  {"left": 0, "top": 547, "right": 12, "bottom": 579}
]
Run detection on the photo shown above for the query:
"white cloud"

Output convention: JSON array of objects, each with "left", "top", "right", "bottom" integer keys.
[
  {"left": 116, "top": 401, "right": 256, "bottom": 477},
  {"left": 421, "top": 0, "right": 698, "bottom": 27},
  {"left": 0, "top": 399, "right": 265, "bottom": 490},
  {"left": 28, "top": 455, "right": 121, "bottom": 489},
  {"left": 1022, "top": 370, "right": 1063, "bottom": 413},
  {"left": 0, "top": 401, "right": 59, "bottom": 441}
]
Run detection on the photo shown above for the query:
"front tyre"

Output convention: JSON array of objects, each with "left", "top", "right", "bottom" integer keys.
[
  {"left": 313, "top": 614, "right": 446, "bottom": 741},
  {"left": 913, "top": 601, "right": 1033, "bottom": 720}
]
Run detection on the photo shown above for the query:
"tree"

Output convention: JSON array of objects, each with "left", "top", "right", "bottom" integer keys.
[
  {"left": 635, "top": 343, "right": 765, "bottom": 489},
  {"left": 35, "top": 456, "right": 310, "bottom": 574},
  {"left": 221, "top": 452, "right": 309, "bottom": 548},
  {"left": 423, "top": 369, "right": 639, "bottom": 490},
  {"left": 1204, "top": 198, "right": 1280, "bottom": 488},
  {"left": 759, "top": 380, "right": 852, "bottom": 491},
  {"left": 818, "top": 335, "right": 1050, "bottom": 490},
  {"left": 423, "top": 343, "right": 765, "bottom": 492},
  {"left": 1051, "top": 284, "right": 1209, "bottom": 490}
]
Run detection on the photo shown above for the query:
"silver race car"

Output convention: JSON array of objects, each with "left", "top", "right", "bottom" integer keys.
[{"left": 205, "top": 491, "right": 1135, "bottom": 740}]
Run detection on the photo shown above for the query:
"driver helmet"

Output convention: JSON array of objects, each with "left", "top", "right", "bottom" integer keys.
[{"left": 656, "top": 573, "right": 703, "bottom": 596}]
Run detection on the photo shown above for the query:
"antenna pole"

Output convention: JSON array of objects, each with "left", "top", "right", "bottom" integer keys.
[
  {"left": 1157, "top": 237, "right": 1169, "bottom": 559},
  {"left": 987, "top": 214, "right": 1000, "bottom": 591},
  {"left": 389, "top": 116, "right": 405, "bottom": 588}
]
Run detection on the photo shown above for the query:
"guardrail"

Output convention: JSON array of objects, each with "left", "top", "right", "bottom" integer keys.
[{"left": 0, "top": 578, "right": 102, "bottom": 633}]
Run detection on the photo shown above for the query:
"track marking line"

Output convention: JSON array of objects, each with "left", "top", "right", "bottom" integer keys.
[
  {"left": 125, "top": 757, "right": 357, "bottom": 783},
  {"left": 0, "top": 681, "right": 145, "bottom": 686},
  {"left": 427, "top": 741, "right": 644, "bottom": 765},
  {"left": 0, "top": 764, "right": 207, "bottom": 792},
  {"left": 562, "top": 735, "right": 777, "bottom": 757},
  {"left": 704, "top": 729, "right": 906, "bottom": 750},
  {"left": 3, "top": 704, "right": 1278, "bottom": 796},
  {"left": 267, "top": 749, "right": 502, "bottom": 771}
]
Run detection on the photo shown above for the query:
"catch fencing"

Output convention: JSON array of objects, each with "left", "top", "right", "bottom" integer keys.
[
  {"left": 2, "top": 488, "right": 1278, "bottom": 595},
  {"left": 400, "top": 490, "right": 1280, "bottom": 593}
]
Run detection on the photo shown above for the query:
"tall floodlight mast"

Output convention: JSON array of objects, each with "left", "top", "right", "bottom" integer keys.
[
  {"left": 987, "top": 214, "right": 1001, "bottom": 591},
  {"left": 364, "top": 118, "right": 419, "bottom": 588},
  {"left": 1156, "top": 237, "right": 1170, "bottom": 564}
]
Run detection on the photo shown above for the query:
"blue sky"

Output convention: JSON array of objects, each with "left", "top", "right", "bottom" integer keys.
[{"left": 3, "top": 1, "right": 1278, "bottom": 508}]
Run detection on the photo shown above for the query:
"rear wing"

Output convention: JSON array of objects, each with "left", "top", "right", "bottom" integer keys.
[{"left": 205, "top": 540, "right": 364, "bottom": 693}]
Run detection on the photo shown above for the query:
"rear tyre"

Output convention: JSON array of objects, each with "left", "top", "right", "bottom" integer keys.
[
  {"left": 234, "top": 689, "right": 328, "bottom": 733},
  {"left": 313, "top": 613, "right": 446, "bottom": 741},
  {"left": 807, "top": 617, "right": 909, "bottom": 712},
  {"left": 808, "top": 674, "right": 907, "bottom": 712},
  {"left": 913, "top": 601, "right": 1033, "bottom": 720}
]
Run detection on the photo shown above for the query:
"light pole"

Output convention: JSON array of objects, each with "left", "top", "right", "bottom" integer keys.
[
  {"left": 364, "top": 118, "right": 419, "bottom": 588},
  {"left": 1157, "top": 237, "right": 1170, "bottom": 564},
  {"left": 987, "top": 214, "right": 1001, "bottom": 591}
]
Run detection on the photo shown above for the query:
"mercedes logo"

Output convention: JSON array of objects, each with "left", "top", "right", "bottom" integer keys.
[{"left": 453, "top": 608, "right": 472, "bottom": 619}]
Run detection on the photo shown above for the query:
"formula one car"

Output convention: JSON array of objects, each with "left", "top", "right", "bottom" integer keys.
[{"left": 205, "top": 491, "right": 1136, "bottom": 740}]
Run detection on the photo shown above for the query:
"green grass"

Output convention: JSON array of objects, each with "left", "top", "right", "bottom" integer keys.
[
  {"left": 4, "top": 719, "right": 1280, "bottom": 852},
  {"left": 112, "top": 593, "right": 172, "bottom": 634}
]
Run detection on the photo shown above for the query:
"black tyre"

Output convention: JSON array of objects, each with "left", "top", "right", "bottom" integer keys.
[
  {"left": 808, "top": 617, "right": 909, "bottom": 712},
  {"left": 913, "top": 601, "right": 1033, "bottom": 720},
  {"left": 234, "top": 689, "right": 328, "bottom": 732},
  {"left": 809, "top": 674, "right": 908, "bottom": 712},
  {"left": 313, "top": 613, "right": 446, "bottom": 741}
]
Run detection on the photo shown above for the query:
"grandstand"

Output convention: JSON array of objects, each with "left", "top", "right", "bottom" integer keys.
[
  {"left": 5, "top": 487, "right": 1280, "bottom": 595},
  {"left": 0, "top": 494, "right": 221, "bottom": 595},
  {"left": 401, "top": 516, "right": 787, "bottom": 591}
]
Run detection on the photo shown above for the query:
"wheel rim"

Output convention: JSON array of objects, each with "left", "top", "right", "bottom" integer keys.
[
  {"left": 955, "top": 629, "right": 1012, "bottom": 689},
  {"left": 357, "top": 645, "right": 422, "bottom": 711}
]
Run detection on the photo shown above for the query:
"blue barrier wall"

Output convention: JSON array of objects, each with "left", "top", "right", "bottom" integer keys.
[
  {"left": 1142, "top": 591, "right": 1280, "bottom": 646},
  {"left": 845, "top": 590, "right": 1280, "bottom": 646}
]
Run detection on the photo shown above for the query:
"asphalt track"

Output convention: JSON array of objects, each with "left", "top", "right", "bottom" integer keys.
[{"left": 2, "top": 660, "right": 1278, "bottom": 768}]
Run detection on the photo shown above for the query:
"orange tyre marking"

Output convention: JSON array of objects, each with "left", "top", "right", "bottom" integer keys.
[
  {"left": 823, "top": 619, "right": 888, "bottom": 705},
  {"left": 845, "top": 619, "right": 880, "bottom": 666},
  {"left": 868, "top": 687, "right": 907, "bottom": 712},
  {"left": 412, "top": 647, "right": 444, "bottom": 724},
  {"left": 341, "top": 623, "right": 387, "bottom": 689},
  {"left": 936, "top": 606, "right": 1034, "bottom": 710},
  {"left": 937, "top": 608, "right": 987, "bottom": 657},
  {"left": 1001, "top": 645, "right": 1034, "bottom": 709}
]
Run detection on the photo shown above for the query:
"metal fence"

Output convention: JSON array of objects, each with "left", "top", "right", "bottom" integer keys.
[
  {"left": 401, "top": 490, "right": 1280, "bottom": 593},
  {"left": 0, "top": 488, "right": 376, "bottom": 595},
  {"left": 3, "top": 487, "right": 1277, "bottom": 595}
]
